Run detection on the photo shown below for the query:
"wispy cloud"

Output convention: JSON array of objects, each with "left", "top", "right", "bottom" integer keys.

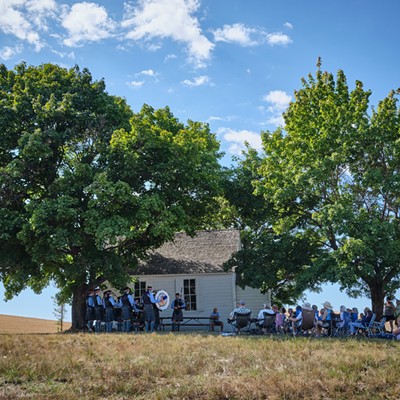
[
  {"left": 217, "top": 127, "right": 262, "bottom": 155},
  {"left": 61, "top": 2, "right": 116, "bottom": 47},
  {"left": 122, "top": 0, "right": 214, "bottom": 68},
  {"left": 266, "top": 33, "right": 292, "bottom": 46},
  {"left": 181, "top": 75, "right": 210, "bottom": 87},
  {"left": 0, "top": 44, "right": 23, "bottom": 60},
  {"left": 212, "top": 23, "right": 259, "bottom": 46},
  {"left": 212, "top": 23, "right": 293, "bottom": 48},
  {"left": 283, "top": 22, "right": 293, "bottom": 30},
  {"left": 139, "top": 69, "right": 158, "bottom": 77},
  {"left": 127, "top": 80, "right": 145, "bottom": 88},
  {"left": 0, "top": 0, "right": 57, "bottom": 51},
  {"left": 262, "top": 90, "right": 292, "bottom": 126}
]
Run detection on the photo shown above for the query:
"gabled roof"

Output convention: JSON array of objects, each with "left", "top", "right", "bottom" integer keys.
[{"left": 136, "top": 229, "right": 240, "bottom": 275}]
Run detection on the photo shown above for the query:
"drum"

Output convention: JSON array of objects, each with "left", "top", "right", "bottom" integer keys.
[{"left": 155, "top": 290, "right": 170, "bottom": 310}]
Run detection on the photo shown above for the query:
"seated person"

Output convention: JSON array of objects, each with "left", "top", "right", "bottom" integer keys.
[
  {"left": 228, "top": 300, "right": 251, "bottom": 321},
  {"left": 350, "top": 308, "right": 373, "bottom": 335},
  {"left": 210, "top": 307, "right": 224, "bottom": 332},
  {"left": 256, "top": 304, "right": 276, "bottom": 333},
  {"left": 315, "top": 301, "right": 333, "bottom": 337},
  {"left": 288, "top": 305, "right": 303, "bottom": 335}
]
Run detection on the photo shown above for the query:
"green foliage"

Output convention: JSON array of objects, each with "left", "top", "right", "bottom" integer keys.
[
  {"left": 0, "top": 63, "right": 222, "bottom": 326},
  {"left": 246, "top": 66, "right": 400, "bottom": 314}
]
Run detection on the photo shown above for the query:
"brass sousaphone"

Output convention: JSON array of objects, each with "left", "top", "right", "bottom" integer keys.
[{"left": 155, "top": 289, "right": 170, "bottom": 310}]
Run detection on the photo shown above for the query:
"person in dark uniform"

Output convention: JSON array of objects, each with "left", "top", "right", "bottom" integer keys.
[
  {"left": 103, "top": 290, "right": 116, "bottom": 333},
  {"left": 94, "top": 287, "right": 104, "bottom": 333},
  {"left": 171, "top": 293, "right": 185, "bottom": 331},
  {"left": 141, "top": 285, "right": 164, "bottom": 333},
  {"left": 118, "top": 287, "right": 135, "bottom": 333},
  {"left": 85, "top": 288, "right": 95, "bottom": 332}
]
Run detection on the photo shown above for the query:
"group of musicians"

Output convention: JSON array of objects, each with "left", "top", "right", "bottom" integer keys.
[{"left": 85, "top": 285, "right": 185, "bottom": 333}]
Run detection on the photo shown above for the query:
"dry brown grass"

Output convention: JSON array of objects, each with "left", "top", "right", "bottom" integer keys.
[
  {"left": 0, "top": 333, "right": 399, "bottom": 400},
  {"left": 0, "top": 314, "right": 71, "bottom": 334}
]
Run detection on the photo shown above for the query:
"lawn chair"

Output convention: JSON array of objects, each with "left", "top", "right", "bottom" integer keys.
[
  {"left": 229, "top": 312, "right": 252, "bottom": 334},
  {"left": 352, "top": 313, "right": 376, "bottom": 337},
  {"left": 368, "top": 317, "right": 386, "bottom": 337},
  {"left": 298, "top": 309, "right": 315, "bottom": 336},
  {"left": 262, "top": 313, "right": 276, "bottom": 334}
]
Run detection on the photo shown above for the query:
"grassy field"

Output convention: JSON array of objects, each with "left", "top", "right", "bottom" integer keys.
[
  {"left": 0, "top": 314, "right": 71, "bottom": 334},
  {"left": 0, "top": 332, "right": 399, "bottom": 400}
]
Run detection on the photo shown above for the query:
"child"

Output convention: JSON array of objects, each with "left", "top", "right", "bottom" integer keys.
[{"left": 210, "top": 307, "right": 224, "bottom": 332}]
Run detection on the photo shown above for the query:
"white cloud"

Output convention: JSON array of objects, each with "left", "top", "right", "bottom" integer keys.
[
  {"left": 283, "top": 22, "right": 293, "bottom": 30},
  {"left": 62, "top": 2, "right": 116, "bottom": 47},
  {"left": 267, "top": 32, "right": 292, "bottom": 46},
  {"left": 0, "top": 0, "right": 57, "bottom": 51},
  {"left": 127, "top": 80, "right": 144, "bottom": 88},
  {"left": 51, "top": 49, "right": 75, "bottom": 59},
  {"left": 181, "top": 75, "right": 210, "bottom": 87},
  {"left": 122, "top": 0, "right": 214, "bottom": 68},
  {"left": 212, "top": 23, "right": 259, "bottom": 46},
  {"left": 140, "top": 69, "right": 158, "bottom": 77},
  {"left": 262, "top": 90, "right": 292, "bottom": 127},
  {"left": 0, "top": 44, "right": 23, "bottom": 60},
  {"left": 218, "top": 127, "right": 262, "bottom": 155},
  {"left": 164, "top": 53, "right": 177, "bottom": 62}
]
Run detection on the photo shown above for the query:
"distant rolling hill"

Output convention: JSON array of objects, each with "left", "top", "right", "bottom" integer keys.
[{"left": 0, "top": 314, "right": 71, "bottom": 334}]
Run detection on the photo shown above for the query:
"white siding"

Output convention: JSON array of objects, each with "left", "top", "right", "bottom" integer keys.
[
  {"left": 235, "top": 286, "right": 270, "bottom": 318},
  {"left": 136, "top": 273, "right": 235, "bottom": 323}
]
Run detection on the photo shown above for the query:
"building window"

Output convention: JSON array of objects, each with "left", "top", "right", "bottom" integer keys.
[
  {"left": 134, "top": 281, "right": 146, "bottom": 299},
  {"left": 183, "top": 279, "right": 196, "bottom": 311}
]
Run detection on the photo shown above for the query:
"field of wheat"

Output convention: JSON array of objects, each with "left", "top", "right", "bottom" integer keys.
[
  {"left": 0, "top": 331, "right": 399, "bottom": 400},
  {"left": 0, "top": 314, "right": 71, "bottom": 334}
]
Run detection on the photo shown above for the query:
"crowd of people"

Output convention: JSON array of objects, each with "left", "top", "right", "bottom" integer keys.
[
  {"left": 85, "top": 285, "right": 183, "bottom": 333},
  {"left": 226, "top": 297, "right": 400, "bottom": 339}
]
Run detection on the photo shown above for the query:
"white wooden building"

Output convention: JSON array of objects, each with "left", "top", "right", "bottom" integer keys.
[{"left": 130, "top": 229, "right": 270, "bottom": 325}]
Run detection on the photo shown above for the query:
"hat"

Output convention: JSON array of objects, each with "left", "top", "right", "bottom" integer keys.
[
  {"left": 302, "top": 302, "right": 311, "bottom": 310},
  {"left": 322, "top": 301, "right": 333, "bottom": 310},
  {"left": 94, "top": 287, "right": 101, "bottom": 291},
  {"left": 147, "top": 285, "right": 153, "bottom": 289},
  {"left": 88, "top": 288, "right": 94, "bottom": 293},
  {"left": 123, "top": 286, "right": 130, "bottom": 292},
  {"left": 238, "top": 300, "right": 245, "bottom": 305}
]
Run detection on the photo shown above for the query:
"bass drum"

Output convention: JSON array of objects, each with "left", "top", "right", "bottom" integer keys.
[{"left": 155, "top": 290, "right": 170, "bottom": 311}]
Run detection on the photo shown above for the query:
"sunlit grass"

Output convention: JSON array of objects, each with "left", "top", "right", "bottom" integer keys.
[{"left": 0, "top": 333, "right": 399, "bottom": 399}]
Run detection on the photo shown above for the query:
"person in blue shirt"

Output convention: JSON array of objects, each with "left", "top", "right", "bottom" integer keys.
[
  {"left": 171, "top": 293, "right": 186, "bottom": 331},
  {"left": 141, "top": 285, "right": 165, "bottom": 333},
  {"left": 118, "top": 287, "right": 135, "bottom": 333},
  {"left": 103, "top": 290, "right": 116, "bottom": 333},
  {"left": 85, "top": 289, "right": 95, "bottom": 332},
  {"left": 210, "top": 307, "right": 224, "bottom": 332},
  {"left": 93, "top": 287, "right": 104, "bottom": 333}
]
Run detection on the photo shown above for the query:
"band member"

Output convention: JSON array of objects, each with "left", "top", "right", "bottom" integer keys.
[
  {"left": 118, "top": 287, "right": 135, "bottom": 333},
  {"left": 85, "top": 288, "right": 95, "bottom": 332},
  {"left": 103, "top": 290, "right": 116, "bottom": 333},
  {"left": 94, "top": 287, "right": 104, "bottom": 333},
  {"left": 141, "top": 285, "right": 165, "bottom": 333},
  {"left": 171, "top": 293, "right": 185, "bottom": 331}
]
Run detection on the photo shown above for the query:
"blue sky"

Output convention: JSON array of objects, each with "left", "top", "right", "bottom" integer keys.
[{"left": 1, "top": 0, "right": 400, "bottom": 320}]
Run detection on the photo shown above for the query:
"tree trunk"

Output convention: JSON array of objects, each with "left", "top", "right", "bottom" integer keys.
[
  {"left": 369, "top": 280, "right": 385, "bottom": 321},
  {"left": 71, "top": 282, "right": 89, "bottom": 331}
]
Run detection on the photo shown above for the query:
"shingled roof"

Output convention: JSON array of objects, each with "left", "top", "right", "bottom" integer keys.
[{"left": 136, "top": 229, "right": 240, "bottom": 275}]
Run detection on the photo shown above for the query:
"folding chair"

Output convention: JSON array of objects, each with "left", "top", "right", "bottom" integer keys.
[
  {"left": 262, "top": 313, "right": 276, "bottom": 334},
  {"left": 230, "top": 312, "right": 252, "bottom": 334},
  {"left": 298, "top": 309, "right": 315, "bottom": 336}
]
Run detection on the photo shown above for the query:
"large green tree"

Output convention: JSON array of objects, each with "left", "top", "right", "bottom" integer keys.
[
  {"left": 248, "top": 66, "right": 400, "bottom": 318},
  {"left": 0, "top": 63, "right": 222, "bottom": 329}
]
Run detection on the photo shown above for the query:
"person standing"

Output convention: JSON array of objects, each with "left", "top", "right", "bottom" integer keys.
[
  {"left": 85, "top": 288, "right": 95, "bottom": 332},
  {"left": 118, "top": 287, "right": 135, "bottom": 333},
  {"left": 103, "top": 290, "right": 116, "bottom": 333},
  {"left": 171, "top": 293, "right": 185, "bottom": 331},
  {"left": 383, "top": 296, "right": 396, "bottom": 333},
  {"left": 141, "top": 285, "right": 164, "bottom": 333},
  {"left": 93, "top": 287, "right": 104, "bottom": 333}
]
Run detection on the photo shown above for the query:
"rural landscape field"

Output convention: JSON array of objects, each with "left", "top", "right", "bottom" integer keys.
[{"left": 0, "top": 316, "right": 399, "bottom": 400}]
